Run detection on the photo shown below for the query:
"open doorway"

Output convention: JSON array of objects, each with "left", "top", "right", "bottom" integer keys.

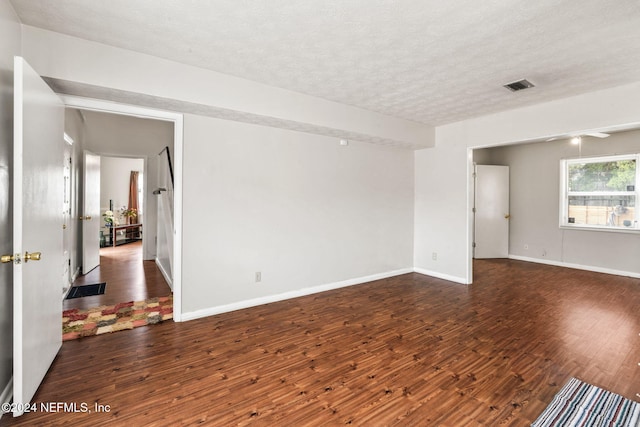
[
  {"left": 99, "top": 155, "right": 145, "bottom": 252},
  {"left": 469, "top": 126, "right": 640, "bottom": 284},
  {"left": 62, "top": 105, "right": 178, "bottom": 320}
]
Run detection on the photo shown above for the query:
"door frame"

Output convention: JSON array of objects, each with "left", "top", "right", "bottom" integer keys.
[
  {"left": 62, "top": 96, "right": 184, "bottom": 322},
  {"left": 92, "top": 153, "right": 148, "bottom": 255}
]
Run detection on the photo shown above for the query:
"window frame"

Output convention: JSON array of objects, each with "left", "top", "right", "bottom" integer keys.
[{"left": 559, "top": 153, "right": 640, "bottom": 233}]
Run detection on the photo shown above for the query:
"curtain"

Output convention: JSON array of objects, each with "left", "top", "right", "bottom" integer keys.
[{"left": 128, "top": 171, "right": 139, "bottom": 225}]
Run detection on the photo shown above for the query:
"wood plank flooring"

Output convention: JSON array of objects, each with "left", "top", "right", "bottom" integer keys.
[
  {"left": 65, "top": 242, "right": 171, "bottom": 310},
  {"left": 4, "top": 259, "right": 640, "bottom": 426}
]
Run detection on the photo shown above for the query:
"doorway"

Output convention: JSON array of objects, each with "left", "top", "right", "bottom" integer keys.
[
  {"left": 66, "top": 154, "right": 161, "bottom": 311},
  {"left": 99, "top": 155, "right": 145, "bottom": 251},
  {"left": 61, "top": 97, "right": 183, "bottom": 321}
]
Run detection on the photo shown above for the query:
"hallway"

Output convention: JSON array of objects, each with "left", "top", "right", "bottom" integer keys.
[{"left": 64, "top": 241, "right": 171, "bottom": 310}]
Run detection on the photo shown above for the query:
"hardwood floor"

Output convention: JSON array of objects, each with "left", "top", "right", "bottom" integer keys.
[
  {"left": 64, "top": 241, "right": 172, "bottom": 310},
  {"left": 4, "top": 260, "right": 640, "bottom": 426}
]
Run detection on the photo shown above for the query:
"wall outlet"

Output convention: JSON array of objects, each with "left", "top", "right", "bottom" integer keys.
[
  {"left": 432, "top": 252, "right": 438, "bottom": 261},
  {"left": 255, "top": 272, "right": 261, "bottom": 282}
]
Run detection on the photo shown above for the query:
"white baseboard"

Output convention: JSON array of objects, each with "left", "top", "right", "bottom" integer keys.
[
  {"left": 61, "top": 267, "right": 82, "bottom": 300},
  {"left": 0, "top": 377, "right": 12, "bottom": 420},
  {"left": 508, "top": 255, "right": 640, "bottom": 279},
  {"left": 155, "top": 258, "right": 173, "bottom": 290},
  {"left": 180, "top": 268, "right": 414, "bottom": 322},
  {"left": 413, "top": 267, "right": 470, "bottom": 285},
  {"left": 71, "top": 267, "right": 80, "bottom": 283}
]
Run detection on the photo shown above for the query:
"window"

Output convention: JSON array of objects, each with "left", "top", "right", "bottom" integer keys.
[{"left": 560, "top": 154, "right": 639, "bottom": 231}]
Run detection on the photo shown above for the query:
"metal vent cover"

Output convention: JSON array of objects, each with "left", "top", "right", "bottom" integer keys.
[{"left": 503, "top": 79, "right": 535, "bottom": 92}]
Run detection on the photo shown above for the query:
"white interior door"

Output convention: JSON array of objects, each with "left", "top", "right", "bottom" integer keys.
[
  {"left": 82, "top": 151, "right": 100, "bottom": 273},
  {"left": 11, "top": 56, "right": 63, "bottom": 416},
  {"left": 474, "top": 165, "right": 510, "bottom": 258}
]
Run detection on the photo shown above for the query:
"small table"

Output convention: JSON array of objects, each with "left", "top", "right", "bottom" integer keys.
[{"left": 111, "top": 223, "right": 142, "bottom": 247}]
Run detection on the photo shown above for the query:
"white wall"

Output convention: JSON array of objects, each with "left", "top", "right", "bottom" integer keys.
[
  {"left": 79, "top": 110, "right": 173, "bottom": 260},
  {"left": 182, "top": 115, "right": 414, "bottom": 315},
  {"left": 479, "top": 129, "right": 640, "bottom": 276},
  {"left": 414, "top": 143, "right": 471, "bottom": 283},
  {"left": 20, "top": 27, "right": 418, "bottom": 319},
  {"left": 100, "top": 156, "right": 144, "bottom": 218},
  {"left": 415, "top": 82, "right": 640, "bottom": 283},
  {"left": 0, "top": 0, "right": 21, "bottom": 406}
]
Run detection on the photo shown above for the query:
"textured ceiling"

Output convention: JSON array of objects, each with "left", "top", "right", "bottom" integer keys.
[{"left": 10, "top": 0, "right": 640, "bottom": 126}]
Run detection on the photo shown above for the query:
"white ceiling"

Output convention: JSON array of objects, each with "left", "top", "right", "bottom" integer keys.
[{"left": 10, "top": 0, "right": 640, "bottom": 126}]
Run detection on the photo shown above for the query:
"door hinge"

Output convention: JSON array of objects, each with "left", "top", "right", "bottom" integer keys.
[
  {"left": 472, "top": 207, "right": 476, "bottom": 213},
  {"left": 472, "top": 242, "right": 477, "bottom": 248}
]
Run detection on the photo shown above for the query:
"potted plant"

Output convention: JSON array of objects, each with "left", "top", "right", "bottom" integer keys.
[
  {"left": 103, "top": 210, "right": 117, "bottom": 227},
  {"left": 119, "top": 207, "right": 138, "bottom": 224}
]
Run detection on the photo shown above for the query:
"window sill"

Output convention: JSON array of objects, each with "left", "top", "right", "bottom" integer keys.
[{"left": 560, "top": 224, "right": 640, "bottom": 234}]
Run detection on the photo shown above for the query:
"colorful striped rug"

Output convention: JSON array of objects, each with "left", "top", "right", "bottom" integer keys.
[
  {"left": 62, "top": 295, "right": 173, "bottom": 341},
  {"left": 532, "top": 377, "right": 640, "bottom": 427}
]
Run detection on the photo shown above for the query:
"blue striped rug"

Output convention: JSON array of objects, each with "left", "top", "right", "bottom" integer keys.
[{"left": 532, "top": 377, "right": 640, "bottom": 427}]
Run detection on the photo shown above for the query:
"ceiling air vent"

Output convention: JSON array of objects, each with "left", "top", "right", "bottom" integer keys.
[{"left": 503, "top": 79, "right": 535, "bottom": 92}]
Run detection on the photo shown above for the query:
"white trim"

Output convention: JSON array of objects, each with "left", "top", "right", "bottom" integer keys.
[
  {"left": 60, "top": 95, "right": 181, "bottom": 122},
  {"left": 413, "top": 267, "right": 470, "bottom": 285},
  {"left": 93, "top": 154, "right": 151, "bottom": 259},
  {"left": 172, "top": 114, "right": 183, "bottom": 321},
  {"left": 62, "top": 285, "right": 71, "bottom": 300},
  {"left": 0, "top": 377, "right": 13, "bottom": 420},
  {"left": 566, "top": 191, "right": 635, "bottom": 197},
  {"left": 60, "top": 95, "right": 184, "bottom": 322},
  {"left": 181, "top": 268, "right": 413, "bottom": 322},
  {"left": 466, "top": 147, "right": 475, "bottom": 284},
  {"left": 564, "top": 153, "right": 637, "bottom": 164},
  {"left": 155, "top": 258, "right": 173, "bottom": 290},
  {"left": 71, "top": 266, "right": 80, "bottom": 283},
  {"left": 560, "top": 224, "right": 640, "bottom": 234},
  {"left": 13, "top": 57, "right": 24, "bottom": 414},
  {"left": 508, "top": 254, "right": 640, "bottom": 279}
]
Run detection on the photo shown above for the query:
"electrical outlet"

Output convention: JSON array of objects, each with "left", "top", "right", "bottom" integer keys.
[
  {"left": 255, "top": 272, "right": 261, "bottom": 282},
  {"left": 432, "top": 252, "right": 438, "bottom": 261}
]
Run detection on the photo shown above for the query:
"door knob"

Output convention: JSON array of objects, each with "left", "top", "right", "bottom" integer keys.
[
  {"left": 2, "top": 252, "right": 41, "bottom": 264},
  {"left": 79, "top": 215, "right": 92, "bottom": 220},
  {"left": 504, "top": 214, "right": 511, "bottom": 219},
  {"left": 24, "top": 251, "right": 42, "bottom": 262},
  {"left": 1, "top": 254, "right": 17, "bottom": 264}
]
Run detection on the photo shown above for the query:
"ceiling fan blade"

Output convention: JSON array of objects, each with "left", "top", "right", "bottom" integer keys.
[{"left": 586, "top": 132, "right": 610, "bottom": 138}]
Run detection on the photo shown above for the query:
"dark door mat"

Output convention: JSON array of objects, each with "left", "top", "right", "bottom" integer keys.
[{"left": 65, "top": 283, "right": 107, "bottom": 299}]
